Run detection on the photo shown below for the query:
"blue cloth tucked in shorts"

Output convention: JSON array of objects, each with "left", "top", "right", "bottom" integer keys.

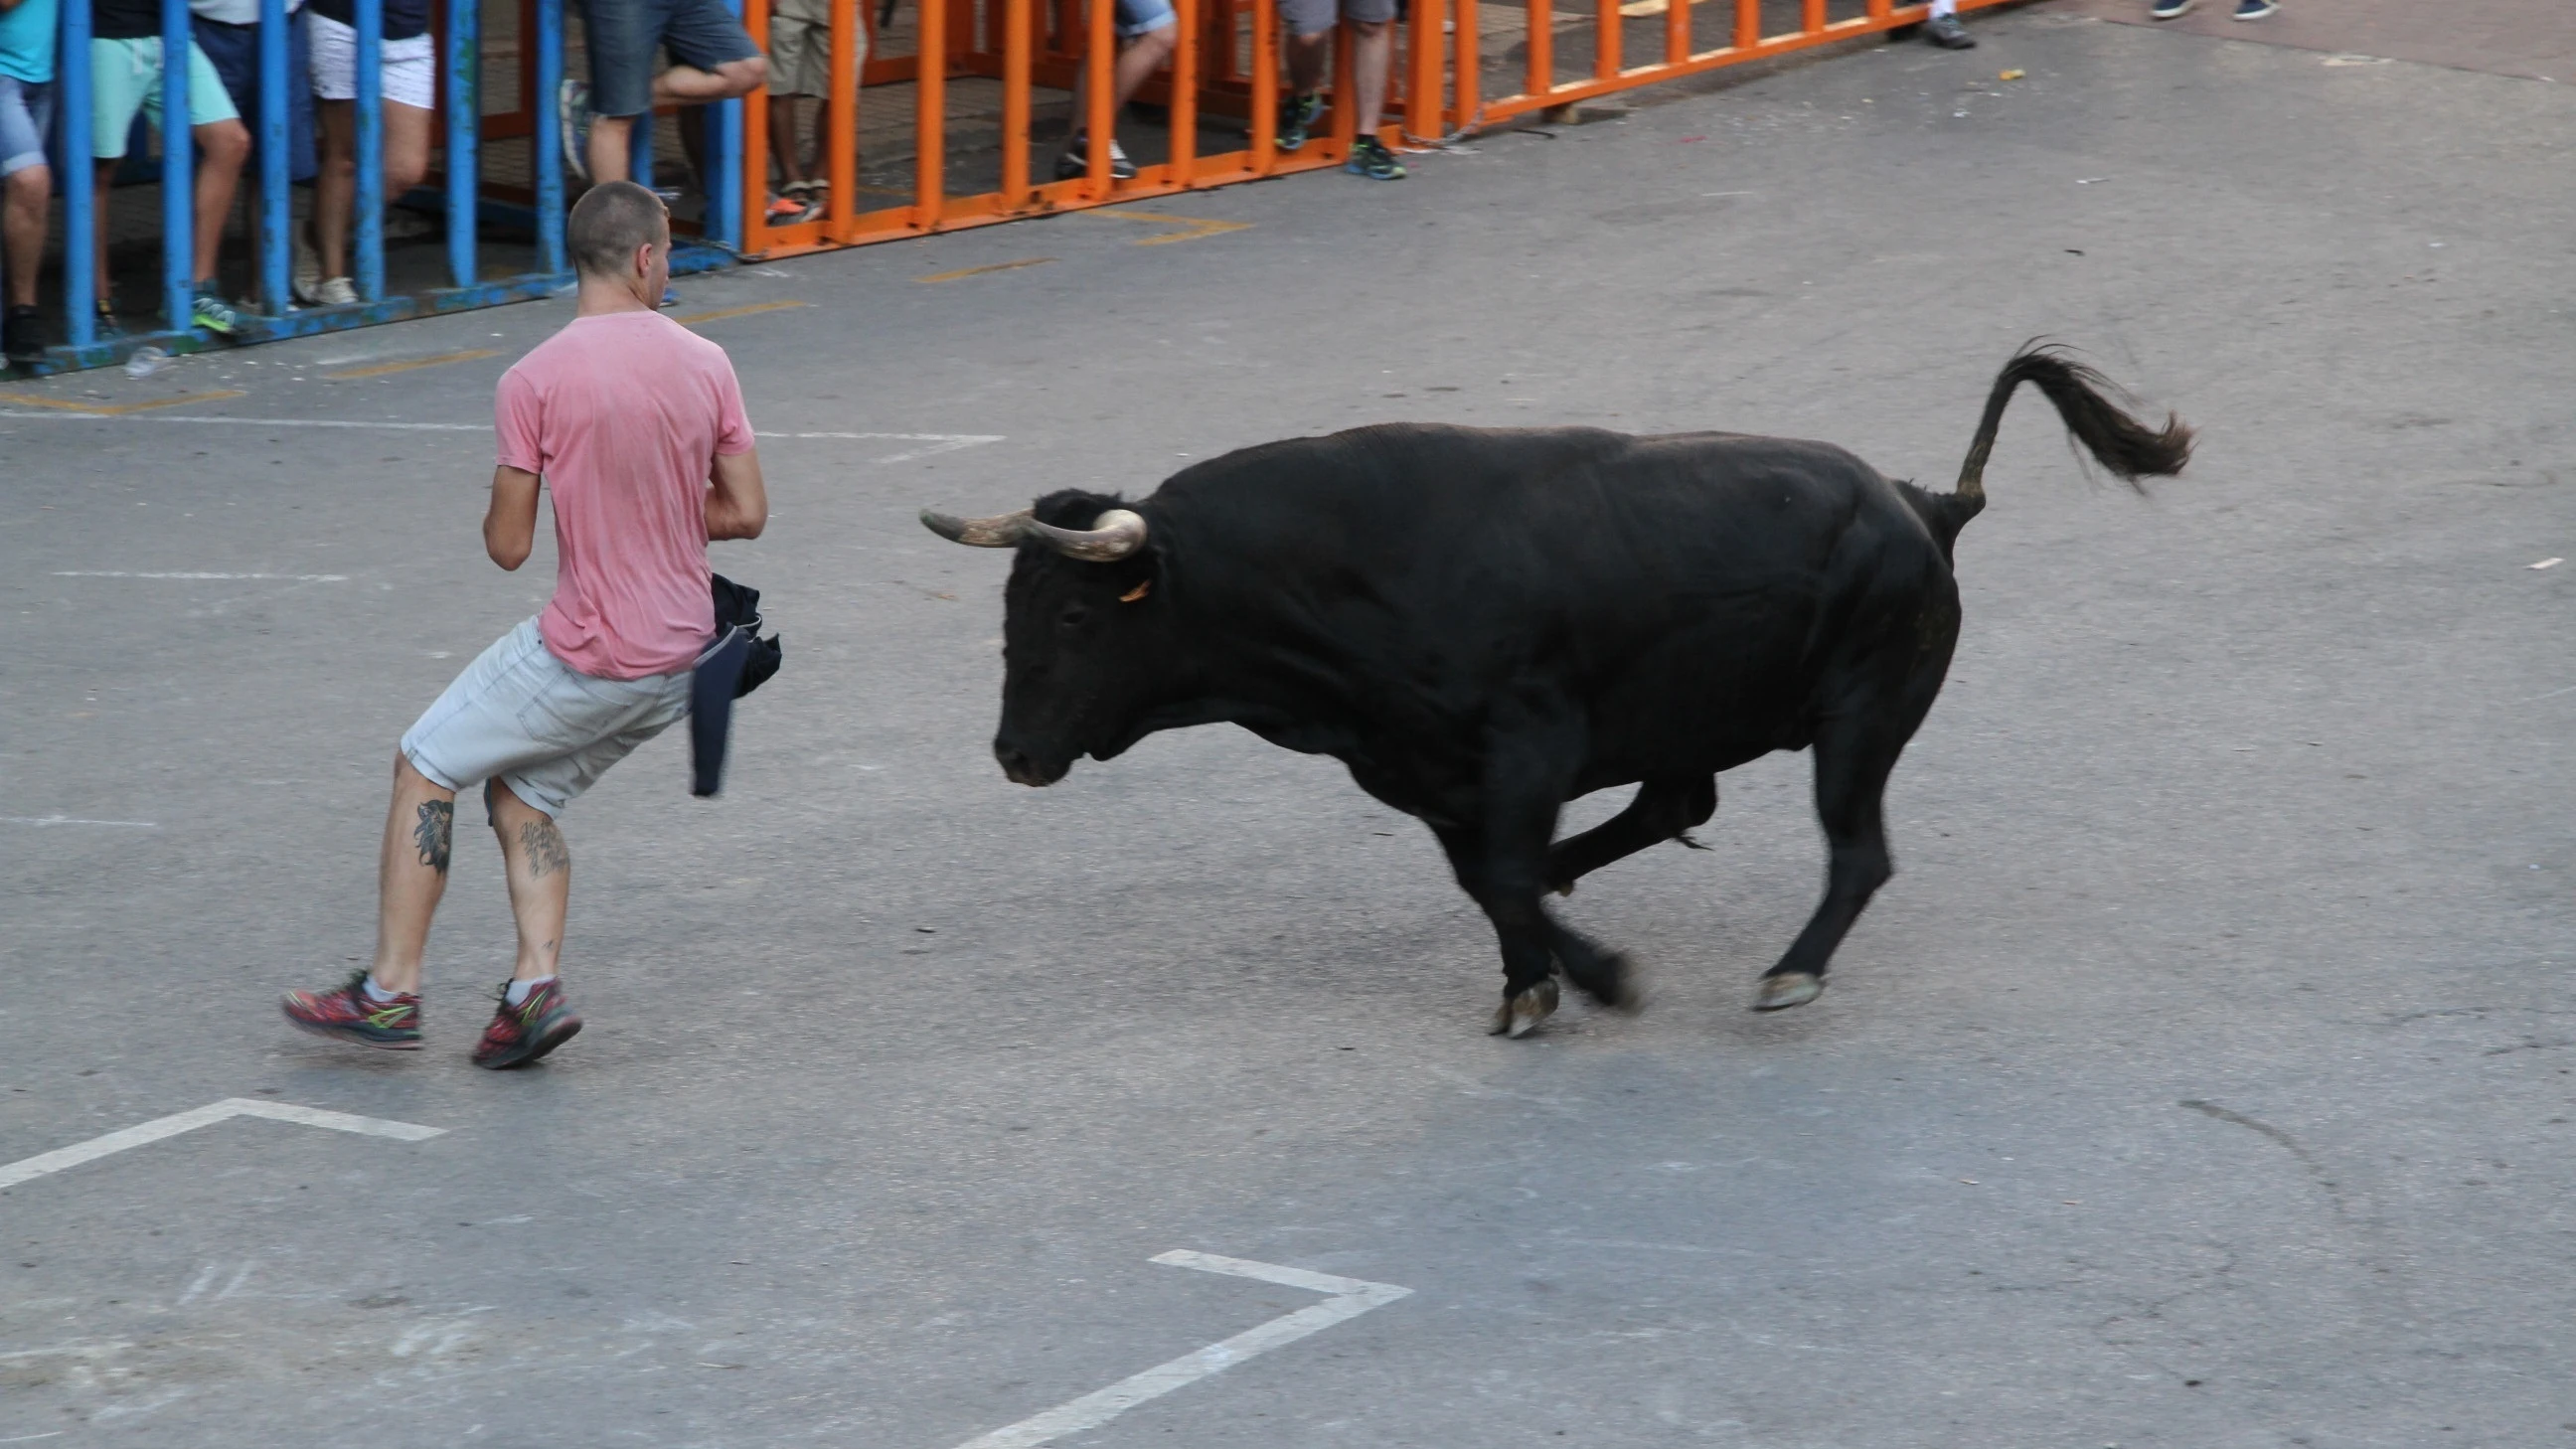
[
  {"left": 577, "top": 0, "right": 762, "bottom": 118},
  {"left": 0, "top": 76, "right": 51, "bottom": 177},
  {"left": 191, "top": 12, "right": 317, "bottom": 182},
  {"left": 402, "top": 618, "right": 698, "bottom": 818}
]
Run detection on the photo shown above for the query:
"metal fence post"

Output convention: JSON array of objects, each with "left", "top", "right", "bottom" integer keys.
[
  {"left": 355, "top": 0, "right": 385, "bottom": 299},
  {"left": 707, "top": 0, "right": 743, "bottom": 251},
  {"left": 535, "top": 0, "right": 566, "bottom": 273},
  {"left": 258, "top": 0, "right": 291, "bottom": 313},
  {"left": 61, "top": 0, "right": 97, "bottom": 347},
  {"left": 161, "top": 0, "right": 197, "bottom": 329},
  {"left": 448, "top": 0, "right": 480, "bottom": 285}
]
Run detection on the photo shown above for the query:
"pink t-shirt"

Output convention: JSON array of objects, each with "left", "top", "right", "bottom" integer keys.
[{"left": 494, "top": 311, "right": 756, "bottom": 679}]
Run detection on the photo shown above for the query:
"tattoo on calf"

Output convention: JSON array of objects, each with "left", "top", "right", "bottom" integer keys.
[
  {"left": 414, "top": 800, "right": 454, "bottom": 874},
  {"left": 520, "top": 819, "right": 570, "bottom": 878}
]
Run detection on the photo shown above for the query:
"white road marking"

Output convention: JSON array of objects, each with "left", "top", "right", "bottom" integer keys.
[
  {"left": 949, "top": 1250, "right": 1410, "bottom": 1449},
  {"left": 0, "top": 816, "right": 160, "bottom": 828},
  {"left": 0, "top": 1098, "right": 443, "bottom": 1192},
  {"left": 1, "top": 410, "right": 1003, "bottom": 459},
  {"left": 53, "top": 570, "right": 349, "bottom": 581}
]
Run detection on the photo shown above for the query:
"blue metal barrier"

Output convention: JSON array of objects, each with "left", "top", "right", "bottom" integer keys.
[{"left": 16, "top": 0, "right": 742, "bottom": 376}]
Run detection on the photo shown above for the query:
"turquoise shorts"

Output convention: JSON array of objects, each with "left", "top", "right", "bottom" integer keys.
[{"left": 89, "top": 36, "right": 237, "bottom": 158}]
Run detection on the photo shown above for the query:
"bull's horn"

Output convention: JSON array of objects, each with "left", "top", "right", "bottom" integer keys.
[
  {"left": 1027, "top": 508, "right": 1148, "bottom": 562},
  {"left": 919, "top": 507, "right": 1033, "bottom": 547}
]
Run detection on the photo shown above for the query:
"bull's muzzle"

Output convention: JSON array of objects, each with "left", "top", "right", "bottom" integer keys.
[{"left": 995, "top": 740, "right": 1067, "bottom": 787}]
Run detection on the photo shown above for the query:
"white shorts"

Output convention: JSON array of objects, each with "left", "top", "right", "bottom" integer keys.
[
  {"left": 307, "top": 12, "right": 438, "bottom": 110},
  {"left": 400, "top": 618, "right": 694, "bottom": 818}
]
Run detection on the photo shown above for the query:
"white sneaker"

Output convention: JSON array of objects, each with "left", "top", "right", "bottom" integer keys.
[{"left": 313, "top": 276, "right": 360, "bottom": 307}]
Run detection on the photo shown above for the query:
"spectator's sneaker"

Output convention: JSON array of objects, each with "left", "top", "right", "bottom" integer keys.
[
  {"left": 2150, "top": 0, "right": 2193, "bottom": 16},
  {"left": 292, "top": 229, "right": 322, "bottom": 304},
  {"left": 558, "top": 79, "right": 595, "bottom": 183},
  {"left": 189, "top": 290, "right": 241, "bottom": 335},
  {"left": 281, "top": 969, "right": 423, "bottom": 1049},
  {"left": 765, "top": 192, "right": 819, "bottom": 224},
  {"left": 1344, "top": 135, "right": 1407, "bottom": 181},
  {"left": 472, "top": 979, "right": 583, "bottom": 1069},
  {"left": 312, "top": 276, "right": 361, "bottom": 306},
  {"left": 1276, "top": 91, "right": 1324, "bottom": 152},
  {"left": 3, "top": 305, "right": 43, "bottom": 365},
  {"left": 658, "top": 286, "right": 681, "bottom": 309},
  {"left": 2232, "top": 0, "right": 2276, "bottom": 16},
  {"left": 1922, "top": 12, "right": 1975, "bottom": 46},
  {"left": 1053, "top": 133, "right": 1136, "bottom": 181},
  {"left": 93, "top": 296, "right": 126, "bottom": 340}
]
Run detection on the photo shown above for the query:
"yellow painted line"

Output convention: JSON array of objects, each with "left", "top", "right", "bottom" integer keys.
[
  {"left": 1075, "top": 210, "right": 1255, "bottom": 246},
  {"left": 914, "top": 257, "right": 1057, "bottom": 284},
  {"left": 670, "top": 300, "right": 811, "bottom": 327},
  {"left": 0, "top": 389, "right": 248, "bottom": 414},
  {"left": 323, "top": 348, "right": 502, "bottom": 381}
]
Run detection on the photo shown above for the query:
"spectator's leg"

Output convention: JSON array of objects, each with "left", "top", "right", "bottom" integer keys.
[
  {"left": 368, "top": 753, "right": 457, "bottom": 996},
  {"left": 769, "top": 94, "right": 807, "bottom": 186},
  {"left": 1349, "top": 17, "right": 1389, "bottom": 132},
  {"left": 191, "top": 118, "right": 250, "bottom": 285},
  {"left": 1285, "top": 25, "right": 1331, "bottom": 96},
  {"left": 91, "top": 160, "right": 120, "bottom": 304},
  {"left": 314, "top": 97, "right": 354, "bottom": 279},
  {"left": 385, "top": 98, "right": 433, "bottom": 198},
  {"left": 586, "top": 113, "right": 636, "bottom": 184},
  {"left": 2, "top": 164, "right": 47, "bottom": 310}
]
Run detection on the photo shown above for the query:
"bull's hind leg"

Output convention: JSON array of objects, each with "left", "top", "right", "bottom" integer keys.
[
  {"left": 1755, "top": 720, "right": 1905, "bottom": 1012},
  {"left": 1546, "top": 775, "right": 1717, "bottom": 895}
]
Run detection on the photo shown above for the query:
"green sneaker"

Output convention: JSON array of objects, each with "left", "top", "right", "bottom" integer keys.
[
  {"left": 1345, "top": 135, "right": 1407, "bottom": 181},
  {"left": 1276, "top": 91, "right": 1324, "bottom": 152},
  {"left": 190, "top": 290, "right": 241, "bottom": 335}
]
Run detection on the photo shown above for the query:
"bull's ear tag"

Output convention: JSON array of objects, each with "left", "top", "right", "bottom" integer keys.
[{"left": 1118, "top": 579, "right": 1153, "bottom": 603}]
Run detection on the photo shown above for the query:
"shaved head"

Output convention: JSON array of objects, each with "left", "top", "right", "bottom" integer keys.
[{"left": 567, "top": 181, "right": 668, "bottom": 279}]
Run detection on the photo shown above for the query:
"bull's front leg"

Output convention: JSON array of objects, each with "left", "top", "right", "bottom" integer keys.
[{"left": 1433, "top": 725, "right": 1637, "bottom": 1038}]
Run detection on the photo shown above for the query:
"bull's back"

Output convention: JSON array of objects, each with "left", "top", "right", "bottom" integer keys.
[{"left": 1153, "top": 423, "right": 1953, "bottom": 777}]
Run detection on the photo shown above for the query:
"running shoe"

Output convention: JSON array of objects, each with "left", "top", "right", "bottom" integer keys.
[
  {"left": 190, "top": 290, "right": 241, "bottom": 335},
  {"left": 292, "top": 227, "right": 322, "bottom": 305},
  {"left": 765, "top": 192, "right": 819, "bottom": 225},
  {"left": 3, "top": 305, "right": 42, "bottom": 366},
  {"left": 472, "top": 979, "right": 583, "bottom": 1069},
  {"left": 2149, "top": 0, "right": 2193, "bottom": 17},
  {"left": 311, "top": 276, "right": 360, "bottom": 306},
  {"left": 281, "top": 969, "right": 424, "bottom": 1049},
  {"left": 559, "top": 79, "right": 596, "bottom": 183},
  {"left": 1344, "top": 135, "right": 1407, "bottom": 181},
  {"left": 1276, "top": 91, "right": 1325, "bottom": 152},
  {"left": 2232, "top": 0, "right": 2276, "bottom": 17},
  {"left": 93, "top": 296, "right": 125, "bottom": 340},
  {"left": 1054, "top": 133, "right": 1137, "bottom": 181},
  {"left": 1922, "top": 12, "right": 1975, "bottom": 46}
]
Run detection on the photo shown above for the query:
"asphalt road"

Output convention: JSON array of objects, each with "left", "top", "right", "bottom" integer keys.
[{"left": 5, "top": 8, "right": 2573, "bottom": 1447}]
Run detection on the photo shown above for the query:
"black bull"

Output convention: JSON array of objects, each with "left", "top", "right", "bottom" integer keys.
[{"left": 923, "top": 346, "right": 2192, "bottom": 1036}]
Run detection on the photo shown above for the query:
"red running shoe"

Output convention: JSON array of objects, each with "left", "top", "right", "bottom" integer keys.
[
  {"left": 281, "top": 969, "right": 423, "bottom": 1049},
  {"left": 472, "top": 979, "right": 583, "bottom": 1069}
]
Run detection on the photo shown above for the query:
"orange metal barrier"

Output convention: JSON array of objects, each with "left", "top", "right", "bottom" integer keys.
[{"left": 727, "top": 0, "right": 2018, "bottom": 261}]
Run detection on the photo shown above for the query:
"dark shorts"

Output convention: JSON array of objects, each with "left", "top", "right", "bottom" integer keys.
[
  {"left": 192, "top": 12, "right": 318, "bottom": 182},
  {"left": 578, "top": 0, "right": 762, "bottom": 118}
]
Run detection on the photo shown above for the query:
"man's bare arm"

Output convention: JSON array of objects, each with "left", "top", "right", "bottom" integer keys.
[
  {"left": 485, "top": 466, "right": 542, "bottom": 568},
  {"left": 706, "top": 448, "right": 768, "bottom": 542}
]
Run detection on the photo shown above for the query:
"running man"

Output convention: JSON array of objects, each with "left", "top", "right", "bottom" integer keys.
[{"left": 282, "top": 181, "right": 768, "bottom": 1068}]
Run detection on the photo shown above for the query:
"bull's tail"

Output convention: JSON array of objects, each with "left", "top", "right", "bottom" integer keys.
[{"left": 1948, "top": 343, "right": 2194, "bottom": 527}]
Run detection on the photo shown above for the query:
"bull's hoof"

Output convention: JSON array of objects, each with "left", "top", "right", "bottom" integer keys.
[
  {"left": 1752, "top": 972, "right": 1823, "bottom": 1012},
  {"left": 1489, "top": 980, "right": 1560, "bottom": 1038}
]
